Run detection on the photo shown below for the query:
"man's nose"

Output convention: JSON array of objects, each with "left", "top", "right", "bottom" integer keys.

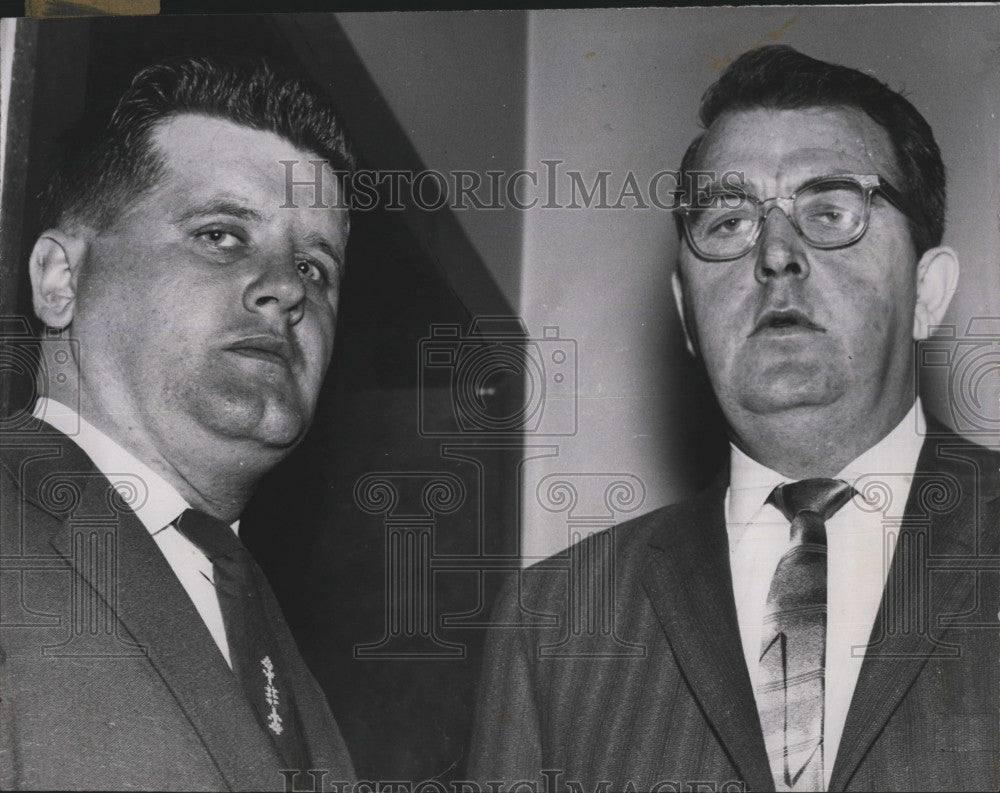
[
  {"left": 243, "top": 252, "right": 307, "bottom": 324},
  {"left": 753, "top": 207, "right": 811, "bottom": 284}
]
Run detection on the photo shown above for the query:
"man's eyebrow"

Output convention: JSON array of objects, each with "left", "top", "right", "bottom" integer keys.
[
  {"left": 176, "top": 200, "right": 265, "bottom": 224},
  {"left": 301, "top": 231, "right": 344, "bottom": 265},
  {"left": 703, "top": 177, "right": 750, "bottom": 194}
]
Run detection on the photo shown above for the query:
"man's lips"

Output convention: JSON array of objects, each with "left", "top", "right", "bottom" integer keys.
[
  {"left": 749, "top": 308, "right": 826, "bottom": 336},
  {"left": 226, "top": 335, "right": 296, "bottom": 367}
]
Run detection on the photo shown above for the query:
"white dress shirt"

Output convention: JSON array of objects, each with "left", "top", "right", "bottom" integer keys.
[
  {"left": 725, "top": 399, "right": 926, "bottom": 790},
  {"left": 34, "top": 397, "right": 236, "bottom": 667}
]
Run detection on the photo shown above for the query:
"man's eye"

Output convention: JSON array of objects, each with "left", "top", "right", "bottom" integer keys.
[
  {"left": 296, "top": 258, "right": 328, "bottom": 285},
  {"left": 197, "top": 229, "right": 243, "bottom": 249},
  {"left": 705, "top": 213, "right": 754, "bottom": 237},
  {"left": 804, "top": 206, "right": 857, "bottom": 229}
]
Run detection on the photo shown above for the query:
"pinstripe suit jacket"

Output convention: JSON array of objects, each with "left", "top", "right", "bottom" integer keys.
[
  {"left": 0, "top": 422, "right": 355, "bottom": 791},
  {"left": 469, "top": 419, "right": 999, "bottom": 791}
]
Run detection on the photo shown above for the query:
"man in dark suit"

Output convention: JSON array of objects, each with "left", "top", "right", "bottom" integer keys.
[
  {"left": 1, "top": 58, "right": 356, "bottom": 790},
  {"left": 469, "top": 46, "right": 998, "bottom": 792}
]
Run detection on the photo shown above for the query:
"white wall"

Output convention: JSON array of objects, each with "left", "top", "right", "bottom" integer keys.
[{"left": 518, "top": 6, "right": 1000, "bottom": 561}]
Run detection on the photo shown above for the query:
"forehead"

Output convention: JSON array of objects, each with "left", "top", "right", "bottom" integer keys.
[
  {"left": 694, "top": 106, "right": 900, "bottom": 192},
  {"left": 141, "top": 113, "right": 346, "bottom": 233}
]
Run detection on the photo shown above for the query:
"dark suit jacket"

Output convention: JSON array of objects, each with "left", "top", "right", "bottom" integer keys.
[
  {"left": 0, "top": 422, "right": 355, "bottom": 791},
  {"left": 469, "top": 418, "right": 999, "bottom": 791}
]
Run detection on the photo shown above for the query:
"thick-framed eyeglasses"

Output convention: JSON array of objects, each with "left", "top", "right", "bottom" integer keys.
[{"left": 674, "top": 174, "right": 916, "bottom": 262}]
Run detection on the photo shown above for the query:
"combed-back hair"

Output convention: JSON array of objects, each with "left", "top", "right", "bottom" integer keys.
[
  {"left": 678, "top": 45, "right": 944, "bottom": 254},
  {"left": 41, "top": 56, "right": 356, "bottom": 230}
]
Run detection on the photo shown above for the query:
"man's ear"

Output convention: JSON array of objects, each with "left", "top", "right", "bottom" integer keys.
[
  {"left": 912, "top": 246, "right": 960, "bottom": 340},
  {"left": 30, "top": 231, "right": 88, "bottom": 330},
  {"left": 671, "top": 268, "right": 698, "bottom": 357}
]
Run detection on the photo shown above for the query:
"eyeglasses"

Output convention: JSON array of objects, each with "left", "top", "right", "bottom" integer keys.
[{"left": 674, "top": 174, "right": 915, "bottom": 262}]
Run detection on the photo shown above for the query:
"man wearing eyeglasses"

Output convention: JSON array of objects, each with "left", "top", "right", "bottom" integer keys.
[{"left": 469, "top": 46, "right": 998, "bottom": 792}]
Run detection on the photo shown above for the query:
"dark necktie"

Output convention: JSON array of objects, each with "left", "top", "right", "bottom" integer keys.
[
  {"left": 175, "top": 508, "right": 309, "bottom": 771},
  {"left": 757, "top": 479, "right": 854, "bottom": 791}
]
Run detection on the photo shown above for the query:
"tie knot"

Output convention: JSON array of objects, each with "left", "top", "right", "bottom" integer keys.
[
  {"left": 767, "top": 478, "right": 854, "bottom": 523},
  {"left": 175, "top": 508, "right": 243, "bottom": 561}
]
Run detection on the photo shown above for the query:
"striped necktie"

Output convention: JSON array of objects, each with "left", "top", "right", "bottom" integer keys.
[{"left": 758, "top": 479, "right": 854, "bottom": 791}]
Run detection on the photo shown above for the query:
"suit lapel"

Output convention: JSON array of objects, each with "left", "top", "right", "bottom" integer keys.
[
  {"left": 641, "top": 469, "right": 775, "bottom": 792},
  {"left": 7, "top": 428, "right": 288, "bottom": 791},
  {"left": 829, "top": 427, "right": 1000, "bottom": 791}
]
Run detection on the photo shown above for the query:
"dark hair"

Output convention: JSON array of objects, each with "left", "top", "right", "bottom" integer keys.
[
  {"left": 41, "top": 56, "right": 356, "bottom": 230},
  {"left": 678, "top": 45, "right": 944, "bottom": 254}
]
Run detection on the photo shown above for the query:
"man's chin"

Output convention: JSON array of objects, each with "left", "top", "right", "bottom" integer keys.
[
  {"left": 734, "top": 374, "right": 846, "bottom": 416},
  {"left": 252, "top": 415, "right": 309, "bottom": 450},
  {"left": 195, "top": 393, "right": 310, "bottom": 452},
  {"left": 241, "top": 404, "right": 310, "bottom": 450}
]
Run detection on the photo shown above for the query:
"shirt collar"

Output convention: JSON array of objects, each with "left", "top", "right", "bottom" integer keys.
[
  {"left": 728, "top": 442, "right": 787, "bottom": 530},
  {"left": 32, "top": 397, "right": 237, "bottom": 536},
  {"left": 836, "top": 398, "right": 926, "bottom": 485},
  {"left": 727, "top": 398, "right": 926, "bottom": 535}
]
